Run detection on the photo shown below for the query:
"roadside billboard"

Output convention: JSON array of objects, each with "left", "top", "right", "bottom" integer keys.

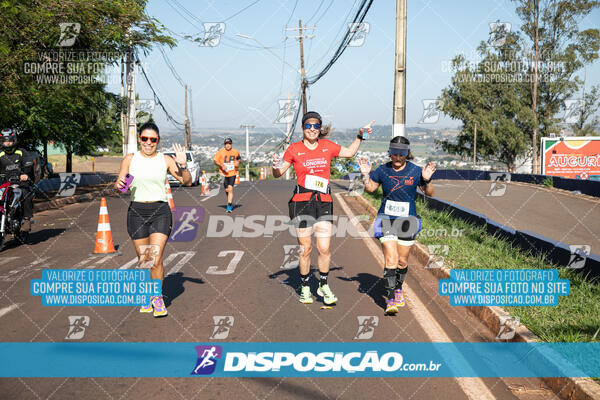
[{"left": 541, "top": 136, "right": 600, "bottom": 180}]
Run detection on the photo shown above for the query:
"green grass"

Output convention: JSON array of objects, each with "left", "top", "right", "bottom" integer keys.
[{"left": 363, "top": 188, "right": 600, "bottom": 343}]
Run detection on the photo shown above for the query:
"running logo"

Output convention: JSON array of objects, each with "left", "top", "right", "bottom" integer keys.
[
  {"left": 347, "top": 173, "right": 364, "bottom": 196},
  {"left": 169, "top": 206, "right": 204, "bottom": 242},
  {"left": 563, "top": 99, "right": 584, "bottom": 124},
  {"left": 567, "top": 245, "right": 590, "bottom": 269},
  {"left": 191, "top": 345, "right": 222, "bottom": 375},
  {"left": 57, "top": 22, "right": 80, "bottom": 47},
  {"left": 138, "top": 244, "right": 160, "bottom": 269},
  {"left": 274, "top": 99, "right": 299, "bottom": 124},
  {"left": 425, "top": 245, "right": 449, "bottom": 269},
  {"left": 57, "top": 173, "right": 81, "bottom": 197},
  {"left": 418, "top": 99, "right": 444, "bottom": 124},
  {"left": 65, "top": 315, "right": 89, "bottom": 340},
  {"left": 348, "top": 22, "right": 370, "bottom": 47},
  {"left": 487, "top": 172, "right": 511, "bottom": 197},
  {"left": 488, "top": 21, "right": 511, "bottom": 47},
  {"left": 354, "top": 316, "right": 379, "bottom": 340},
  {"left": 210, "top": 316, "right": 234, "bottom": 340},
  {"left": 281, "top": 245, "right": 303, "bottom": 269},
  {"left": 496, "top": 316, "right": 520, "bottom": 340},
  {"left": 200, "top": 23, "right": 225, "bottom": 47}
]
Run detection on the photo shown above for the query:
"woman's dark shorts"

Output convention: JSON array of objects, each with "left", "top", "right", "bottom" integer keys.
[
  {"left": 127, "top": 201, "right": 173, "bottom": 240},
  {"left": 288, "top": 200, "right": 333, "bottom": 229}
]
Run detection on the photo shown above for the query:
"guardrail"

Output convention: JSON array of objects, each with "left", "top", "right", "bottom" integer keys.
[
  {"left": 431, "top": 169, "right": 600, "bottom": 197},
  {"left": 416, "top": 191, "right": 600, "bottom": 280}
]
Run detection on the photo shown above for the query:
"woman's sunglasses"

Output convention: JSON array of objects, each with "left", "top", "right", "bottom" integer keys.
[
  {"left": 140, "top": 136, "right": 158, "bottom": 143},
  {"left": 304, "top": 123, "right": 321, "bottom": 130}
]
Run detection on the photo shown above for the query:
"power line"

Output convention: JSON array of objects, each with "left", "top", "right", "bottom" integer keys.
[
  {"left": 159, "top": 47, "right": 185, "bottom": 87},
  {"left": 286, "top": 0, "right": 300, "bottom": 26},
  {"left": 307, "top": 0, "right": 374, "bottom": 85},
  {"left": 223, "top": 0, "right": 264, "bottom": 22},
  {"left": 137, "top": 58, "right": 185, "bottom": 128}
]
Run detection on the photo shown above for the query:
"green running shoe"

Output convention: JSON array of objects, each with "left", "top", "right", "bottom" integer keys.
[
  {"left": 299, "top": 286, "right": 313, "bottom": 304},
  {"left": 317, "top": 283, "right": 338, "bottom": 305}
]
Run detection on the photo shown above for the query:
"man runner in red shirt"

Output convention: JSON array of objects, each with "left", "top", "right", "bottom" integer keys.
[{"left": 272, "top": 111, "right": 373, "bottom": 305}]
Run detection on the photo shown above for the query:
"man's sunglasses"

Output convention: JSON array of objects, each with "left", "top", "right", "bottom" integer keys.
[
  {"left": 140, "top": 136, "right": 158, "bottom": 143},
  {"left": 304, "top": 123, "right": 321, "bottom": 130}
]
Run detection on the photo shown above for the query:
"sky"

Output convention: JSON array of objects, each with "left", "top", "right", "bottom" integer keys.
[{"left": 107, "top": 0, "right": 600, "bottom": 133}]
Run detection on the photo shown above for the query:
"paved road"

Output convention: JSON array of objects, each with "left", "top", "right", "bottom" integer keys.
[
  {"left": 0, "top": 180, "right": 557, "bottom": 399},
  {"left": 433, "top": 180, "right": 600, "bottom": 253}
]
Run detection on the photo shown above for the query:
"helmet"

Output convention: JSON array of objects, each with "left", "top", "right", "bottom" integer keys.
[{"left": 1, "top": 128, "right": 17, "bottom": 151}]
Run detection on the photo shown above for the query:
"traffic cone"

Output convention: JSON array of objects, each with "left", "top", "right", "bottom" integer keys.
[
  {"left": 165, "top": 178, "right": 175, "bottom": 211},
  {"left": 91, "top": 198, "right": 118, "bottom": 255},
  {"left": 201, "top": 171, "right": 209, "bottom": 195},
  {"left": 259, "top": 167, "right": 265, "bottom": 180},
  {"left": 235, "top": 172, "right": 240, "bottom": 185}
]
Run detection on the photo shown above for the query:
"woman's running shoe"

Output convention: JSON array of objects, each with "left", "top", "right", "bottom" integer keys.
[
  {"left": 299, "top": 286, "right": 313, "bottom": 304},
  {"left": 317, "top": 283, "right": 338, "bottom": 305},
  {"left": 385, "top": 298, "right": 398, "bottom": 315},
  {"left": 394, "top": 289, "right": 405, "bottom": 307},
  {"left": 139, "top": 297, "right": 153, "bottom": 313},
  {"left": 152, "top": 295, "right": 168, "bottom": 317}
]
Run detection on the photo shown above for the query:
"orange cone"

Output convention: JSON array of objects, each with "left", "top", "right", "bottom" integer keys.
[
  {"left": 201, "top": 171, "right": 209, "bottom": 195},
  {"left": 165, "top": 178, "right": 175, "bottom": 211},
  {"left": 91, "top": 198, "right": 118, "bottom": 255},
  {"left": 235, "top": 172, "right": 240, "bottom": 185},
  {"left": 259, "top": 167, "right": 265, "bottom": 180}
]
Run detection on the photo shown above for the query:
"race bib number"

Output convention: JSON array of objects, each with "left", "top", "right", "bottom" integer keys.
[
  {"left": 384, "top": 200, "right": 409, "bottom": 217},
  {"left": 305, "top": 175, "right": 329, "bottom": 193},
  {"left": 224, "top": 163, "right": 234, "bottom": 172}
]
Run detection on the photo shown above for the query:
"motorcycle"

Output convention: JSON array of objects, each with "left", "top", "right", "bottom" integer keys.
[{"left": 0, "top": 176, "right": 35, "bottom": 249}]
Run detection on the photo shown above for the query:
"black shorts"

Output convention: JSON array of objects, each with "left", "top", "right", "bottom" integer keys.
[
  {"left": 127, "top": 202, "right": 173, "bottom": 240},
  {"left": 223, "top": 176, "right": 236, "bottom": 188},
  {"left": 288, "top": 200, "right": 333, "bottom": 228}
]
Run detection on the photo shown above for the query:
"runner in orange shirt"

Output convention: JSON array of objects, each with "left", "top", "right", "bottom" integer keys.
[{"left": 213, "top": 138, "right": 241, "bottom": 213}]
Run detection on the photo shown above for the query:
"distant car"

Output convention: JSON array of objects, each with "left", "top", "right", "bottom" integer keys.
[{"left": 164, "top": 151, "right": 200, "bottom": 186}]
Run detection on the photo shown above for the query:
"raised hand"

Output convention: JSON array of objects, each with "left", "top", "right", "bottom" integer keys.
[
  {"left": 422, "top": 161, "right": 437, "bottom": 180},
  {"left": 357, "top": 156, "right": 372, "bottom": 175},
  {"left": 172, "top": 143, "right": 187, "bottom": 166},
  {"left": 359, "top": 120, "right": 376, "bottom": 136}
]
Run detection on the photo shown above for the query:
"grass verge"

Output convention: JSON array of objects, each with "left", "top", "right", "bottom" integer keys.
[{"left": 363, "top": 188, "right": 600, "bottom": 343}]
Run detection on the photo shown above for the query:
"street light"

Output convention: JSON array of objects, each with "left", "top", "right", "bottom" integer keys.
[{"left": 240, "top": 124, "right": 254, "bottom": 181}]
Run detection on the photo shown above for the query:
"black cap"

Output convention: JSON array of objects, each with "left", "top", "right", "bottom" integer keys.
[
  {"left": 302, "top": 111, "right": 322, "bottom": 125},
  {"left": 224, "top": 138, "right": 232, "bottom": 144}
]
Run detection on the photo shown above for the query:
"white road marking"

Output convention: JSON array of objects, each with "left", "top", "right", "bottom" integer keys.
[
  {"left": 335, "top": 193, "right": 497, "bottom": 400},
  {"left": 0, "top": 303, "right": 24, "bottom": 319}
]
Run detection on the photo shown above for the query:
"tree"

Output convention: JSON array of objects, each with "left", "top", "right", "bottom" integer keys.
[
  {"left": 513, "top": 0, "right": 600, "bottom": 172},
  {"left": 0, "top": 0, "right": 175, "bottom": 170},
  {"left": 572, "top": 84, "right": 600, "bottom": 135},
  {"left": 438, "top": 34, "right": 534, "bottom": 172}
]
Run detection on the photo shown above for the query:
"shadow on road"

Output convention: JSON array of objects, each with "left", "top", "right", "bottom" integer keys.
[
  {"left": 162, "top": 272, "right": 204, "bottom": 307},
  {"left": 2, "top": 228, "right": 67, "bottom": 250},
  {"left": 338, "top": 272, "right": 386, "bottom": 310},
  {"left": 268, "top": 266, "right": 343, "bottom": 300}
]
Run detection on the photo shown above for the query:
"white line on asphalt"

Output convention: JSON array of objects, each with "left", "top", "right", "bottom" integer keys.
[
  {"left": 335, "top": 193, "right": 497, "bottom": 400},
  {"left": 0, "top": 303, "right": 24, "bottom": 319}
]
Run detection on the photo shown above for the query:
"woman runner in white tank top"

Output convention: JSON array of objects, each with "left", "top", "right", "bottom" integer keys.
[{"left": 114, "top": 122, "right": 192, "bottom": 317}]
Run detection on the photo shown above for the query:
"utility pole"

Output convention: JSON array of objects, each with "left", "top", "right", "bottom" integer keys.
[
  {"left": 120, "top": 56, "right": 127, "bottom": 156},
  {"left": 125, "top": 46, "right": 138, "bottom": 154},
  {"left": 286, "top": 20, "right": 315, "bottom": 115},
  {"left": 240, "top": 124, "right": 255, "bottom": 181},
  {"left": 285, "top": 92, "right": 291, "bottom": 180},
  {"left": 184, "top": 84, "right": 191, "bottom": 150},
  {"left": 473, "top": 122, "right": 477, "bottom": 168},
  {"left": 392, "top": 0, "right": 407, "bottom": 138}
]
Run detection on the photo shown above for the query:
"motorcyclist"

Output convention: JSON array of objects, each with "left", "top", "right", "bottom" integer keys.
[{"left": 0, "top": 128, "right": 35, "bottom": 232}]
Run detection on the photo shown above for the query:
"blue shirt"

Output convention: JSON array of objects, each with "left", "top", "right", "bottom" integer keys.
[{"left": 370, "top": 161, "right": 422, "bottom": 217}]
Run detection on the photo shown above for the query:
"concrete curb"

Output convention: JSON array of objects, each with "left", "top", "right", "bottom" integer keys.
[
  {"left": 353, "top": 193, "right": 600, "bottom": 400},
  {"left": 34, "top": 188, "right": 116, "bottom": 212}
]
